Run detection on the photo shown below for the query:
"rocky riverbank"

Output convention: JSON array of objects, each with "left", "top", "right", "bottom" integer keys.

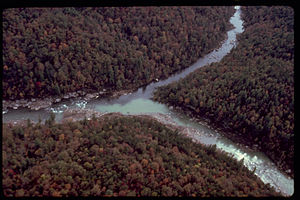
[
  {"left": 3, "top": 107, "right": 292, "bottom": 196},
  {"left": 165, "top": 103, "right": 294, "bottom": 179},
  {"left": 59, "top": 109, "right": 220, "bottom": 149},
  {"left": 61, "top": 108, "right": 108, "bottom": 123},
  {"left": 139, "top": 113, "right": 217, "bottom": 146},
  {"left": 3, "top": 91, "right": 101, "bottom": 113},
  {"left": 2, "top": 88, "right": 135, "bottom": 114}
]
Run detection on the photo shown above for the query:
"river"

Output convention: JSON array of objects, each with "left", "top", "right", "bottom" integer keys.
[{"left": 2, "top": 6, "right": 293, "bottom": 196}]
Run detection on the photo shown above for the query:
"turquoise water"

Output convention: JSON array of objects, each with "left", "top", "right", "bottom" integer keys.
[
  {"left": 2, "top": 6, "right": 293, "bottom": 196},
  {"left": 93, "top": 98, "right": 169, "bottom": 114}
]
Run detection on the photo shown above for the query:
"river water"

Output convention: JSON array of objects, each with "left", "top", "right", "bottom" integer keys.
[{"left": 2, "top": 6, "right": 293, "bottom": 196}]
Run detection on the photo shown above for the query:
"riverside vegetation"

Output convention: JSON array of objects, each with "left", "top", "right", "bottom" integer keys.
[
  {"left": 3, "top": 7, "right": 234, "bottom": 100},
  {"left": 2, "top": 6, "right": 290, "bottom": 197},
  {"left": 2, "top": 114, "right": 280, "bottom": 197},
  {"left": 153, "top": 6, "right": 294, "bottom": 178}
]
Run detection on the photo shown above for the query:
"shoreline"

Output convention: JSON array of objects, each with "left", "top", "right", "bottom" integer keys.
[
  {"left": 3, "top": 108, "right": 291, "bottom": 196},
  {"left": 159, "top": 102, "right": 294, "bottom": 179},
  {"left": 2, "top": 88, "right": 136, "bottom": 114},
  {"left": 2, "top": 18, "right": 232, "bottom": 114}
]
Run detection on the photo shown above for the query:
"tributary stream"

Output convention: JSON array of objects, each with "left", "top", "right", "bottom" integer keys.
[{"left": 2, "top": 6, "right": 294, "bottom": 196}]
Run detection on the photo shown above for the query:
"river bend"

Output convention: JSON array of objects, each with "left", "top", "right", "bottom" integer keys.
[{"left": 2, "top": 6, "right": 293, "bottom": 196}]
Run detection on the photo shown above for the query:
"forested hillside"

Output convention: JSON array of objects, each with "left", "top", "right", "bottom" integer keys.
[
  {"left": 3, "top": 7, "right": 234, "bottom": 100},
  {"left": 153, "top": 6, "right": 294, "bottom": 176},
  {"left": 2, "top": 114, "right": 280, "bottom": 197}
]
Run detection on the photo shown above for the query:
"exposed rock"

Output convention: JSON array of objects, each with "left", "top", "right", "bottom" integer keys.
[
  {"left": 69, "top": 92, "right": 78, "bottom": 98},
  {"left": 85, "top": 93, "right": 96, "bottom": 100},
  {"left": 78, "top": 90, "right": 86, "bottom": 96},
  {"left": 19, "top": 99, "right": 27, "bottom": 104},
  {"left": 62, "top": 108, "right": 106, "bottom": 123},
  {"left": 63, "top": 94, "right": 70, "bottom": 99},
  {"left": 3, "top": 89, "right": 118, "bottom": 112}
]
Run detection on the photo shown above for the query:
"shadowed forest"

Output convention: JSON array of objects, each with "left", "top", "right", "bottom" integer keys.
[
  {"left": 3, "top": 7, "right": 234, "bottom": 100},
  {"left": 2, "top": 114, "right": 280, "bottom": 197},
  {"left": 154, "top": 6, "right": 294, "bottom": 177},
  {"left": 2, "top": 6, "right": 293, "bottom": 197}
]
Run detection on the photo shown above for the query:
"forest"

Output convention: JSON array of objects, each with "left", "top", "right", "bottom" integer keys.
[
  {"left": 3, "top": 7, "right": 234, "bottom": 100},
  {"left": 153, "top": 6, "right": 294, "bottom": 177},
  {"left": 2, "top": 114, "right": 280, "bottom": 197}
]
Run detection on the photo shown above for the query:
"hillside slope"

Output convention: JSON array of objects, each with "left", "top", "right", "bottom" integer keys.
[
  {"left": 153, "top": 6, "right": 294, "bottom": 177},
  {"left": 3, "top": 7, "right": 234, "bottom": 100},
  {"left": 2, "top": 114, "right": 280, "bottom": 197}
]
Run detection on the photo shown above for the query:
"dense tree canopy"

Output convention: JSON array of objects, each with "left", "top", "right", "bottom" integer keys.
[
  {"left": 153, "top": 6, "right": 294, "bottom": 176},
  {"left": 3, "top": 7, "right": 234, "bottom": 100},
  {"left": 2, "top": 114, "right": 280, "bottom": 197}
]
